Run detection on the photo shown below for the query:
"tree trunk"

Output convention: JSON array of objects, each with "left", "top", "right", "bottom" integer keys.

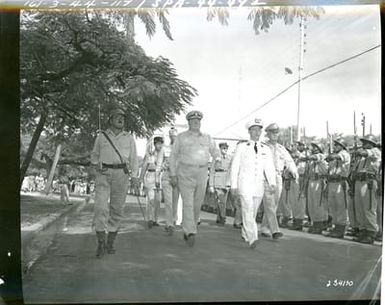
[{"left": 20, "top": 111, "right": 47, "bottom": 186}]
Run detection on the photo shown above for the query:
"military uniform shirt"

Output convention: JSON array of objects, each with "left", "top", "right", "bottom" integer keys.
[
  {"left": 209, "top": 153, "right": 232, "bottom": 188},
  {"left": 91, "top": 129, "right": 138, "bottom": 176},
  {"left": 355, "top": 147, "right": 381, "bottom": 175},
  {"left": 169, "top": 130, "right": 220, "bottom": 176},
  {"left": 308, "top": 153, "right": 328, "bottom": 177},
  {"left": 328, "top": 150, "right": 351, "bottom": 177},
  {"left": 266, "top": 141, "right": 298, "bottom": 176}
]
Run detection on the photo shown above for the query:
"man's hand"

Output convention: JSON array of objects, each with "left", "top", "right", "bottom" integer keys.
[
  {"left": 155, "top": 181, "right": 161, "bottom": 189},
  {"left": 268, "top": 184, "right": 276, "bottom": 194},
  {"left": 170, "top": 176, "right": 178, "bottom": 187},
  {"left": 209, "top": 186, "right": 215, "bottom": 193}
]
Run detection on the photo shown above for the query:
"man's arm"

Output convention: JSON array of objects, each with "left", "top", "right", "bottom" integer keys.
[
  {"left": 169, "top": 136, "right": 180, "bottom": 177},
  {"left": 264, "top": 148, "right": 277, "bottom": 188},
  {"left": 283, "top": 148, "right": 298, "bottom": 178},
  {"left": 209, "top": 135, "right": 221, "bottom": 161}
]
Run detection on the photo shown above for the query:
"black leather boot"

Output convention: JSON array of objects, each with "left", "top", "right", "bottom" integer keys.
[
  {"left": 96, "top": 231, "right": 106, "bottom": 258},
  {"left": 106, "top": 231, "right": 118, "bottom": 254},
  {"left": 329, "top": 224, "right": 345, "bottom": 239}
]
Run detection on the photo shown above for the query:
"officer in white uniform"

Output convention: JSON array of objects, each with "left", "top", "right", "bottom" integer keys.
[{"left": 230, "top": 118, "right": 276, "bottom": 249}]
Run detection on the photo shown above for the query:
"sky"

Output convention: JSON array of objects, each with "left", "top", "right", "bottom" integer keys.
[{"left": 133, "top": 5, "right": 381, "bottom": 156}]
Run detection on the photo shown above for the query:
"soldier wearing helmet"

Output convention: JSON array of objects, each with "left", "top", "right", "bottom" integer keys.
[
  {"left": 298, "top": 141, "right": 328, "bottom": 234},
  {"left": 90, "top": 106, "right": 139, "bottom": 258},
  {"left": 350, "top": 134, "right": 381, "bottom": 244},
  {"left": 324, "top": 138, "right": 351, "bottom": 238}
]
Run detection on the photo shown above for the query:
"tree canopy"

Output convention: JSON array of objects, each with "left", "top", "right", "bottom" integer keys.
[{"left": 20, "top": 11, "right": 197, "bottom": 183}]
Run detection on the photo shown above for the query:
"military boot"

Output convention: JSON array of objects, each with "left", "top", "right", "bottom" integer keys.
[
  {"left": 346, "top": 227, "right": 359, "bottom": 237},
  {"left": 353, "top": 229, "right": 365, "bottom": 242},
  {"left": 289, "top": 219, "right": 303, "bottom": 231},
  {"left": 106, "top": 231, "right": 118, "bottom": 254},
  {"left": 309, "top": 222, "right": 323, "bottom": 234},
  {"left": 359, "top": 230, "right": 376, "bottom": 244},
  {"left": 96, "top": 231, "right": 106, "bottom": 258},
  {"left": 280, "top": 217, "right": 290, "bottom": 228},
  {"left": 329, "top": 224, "right": 345, "bottom": 239}
]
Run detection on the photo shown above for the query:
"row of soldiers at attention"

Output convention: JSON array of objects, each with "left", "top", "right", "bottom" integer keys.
[{"left": 90, "top": 108, "right": 382, "bottom": 257}]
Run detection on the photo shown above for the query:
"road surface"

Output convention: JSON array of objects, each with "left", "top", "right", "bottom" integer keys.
[{"left": 23, "top": 195, "right": 381, "bottom": 303}]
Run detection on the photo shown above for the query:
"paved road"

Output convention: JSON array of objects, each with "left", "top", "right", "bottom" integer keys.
[{"left": 23, "top": 195, "right": 381, "bottom": 303}]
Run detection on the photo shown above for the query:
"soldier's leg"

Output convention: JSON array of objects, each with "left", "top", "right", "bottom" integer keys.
[
  {"left": 289, "top": 181, "right": 304, "bottom": 230},
  {"left": 177, "top": 165, "right": 197, "bottom": 235},
  {"left": 261, "top": 182, "right": 280, "bottom": 235},
  {"left": 239, "top": 194, "right": 262, "bottom": 245},
  {"left": 335, "top": 183, "right": 348, "bottom": 233},
  {"left": 108, "top": 170, "right": 130, "bottom": 232},
  {"left": 216, "top": 189, "right": 227, "bottom": 223},
  {"left": 93, "top": 171, "right": 111, "bottom": 232},
  {"left": 154, "top": 189, "right": 161, "bottom": 223},
  {"left": 162, "top": 178, "right": 173, "bottom": 228},
  {"left": 172, "top": 186, "right": 180, "bottom": 224},
  {"left": 354, "top": 181, "right": 366, "bottom": 238},
  {"left": 144, "top": 172, "right": 156, "bottom": 224},
  {"left": 193, "top": 168, "right": 209, "bottom": 226},
  {"left": 361, "top": 181, "right": 378, "bottom": 240}
]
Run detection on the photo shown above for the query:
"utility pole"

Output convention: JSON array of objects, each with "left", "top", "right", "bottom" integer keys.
[{"left": 296, "top": 16, "right": 307, "bottom": 141}]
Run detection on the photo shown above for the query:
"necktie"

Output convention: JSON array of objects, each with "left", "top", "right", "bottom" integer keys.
[{"left": 254, "top": 142, "right": 258, "bottom": 154}]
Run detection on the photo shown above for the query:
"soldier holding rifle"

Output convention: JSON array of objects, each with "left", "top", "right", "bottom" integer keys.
[
  {"left": 325, "top": 138, "right": 351, "bottom": 238},
  {"left": 298, "top": 142, "right": 328, "bottom": 234},
  {"left": 90, "top": 107, "right": 139, "bottom": 258},
  {"left": 351, "top": 134, "right": 381, "bottom": 244}
]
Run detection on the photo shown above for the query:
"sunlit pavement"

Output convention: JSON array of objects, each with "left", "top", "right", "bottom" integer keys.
[{"left": 22, "top": 195, "right": 381, "bottom": 303}]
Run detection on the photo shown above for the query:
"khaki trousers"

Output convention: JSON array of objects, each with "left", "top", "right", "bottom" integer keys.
[
  {"left": 307, "top": 179, "right": 328, "bottom": 222},
  {"left": 162, "top": 170, "right": 180, "bottom": 227},
  {"left": 177, "top": 164, "right": 208, "bottom": 235},
  {"left": 327, "top": 181, "right": 348, "bottom": 226},
  {"left": 261, "top": 176, "right": 282, "bottom": 234},
  {"left": 93, "top": 169, "right": 130, "bottom": 232},
  {"left": 354, "top": 180, "right": 378, "bottom": 232}
]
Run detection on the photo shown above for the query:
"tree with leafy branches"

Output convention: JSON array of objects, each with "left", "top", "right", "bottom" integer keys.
[{"left": 20, "top": 11, "right": 197, "bottom": 185}]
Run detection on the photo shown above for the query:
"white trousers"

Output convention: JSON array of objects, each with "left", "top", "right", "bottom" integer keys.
[{"left": 239, "top": 194, "right": 263, "bottom": 245}]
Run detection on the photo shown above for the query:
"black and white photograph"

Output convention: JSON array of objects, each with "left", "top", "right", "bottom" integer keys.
[{"left": 0, "top": 1, "right": 383, "bottom": 304}]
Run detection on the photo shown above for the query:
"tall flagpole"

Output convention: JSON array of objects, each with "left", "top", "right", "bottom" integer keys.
[{"left": 296, "top": 16, "right": 306, "bottom": 141}]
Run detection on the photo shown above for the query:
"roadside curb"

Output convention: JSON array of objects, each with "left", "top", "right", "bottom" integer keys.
[{"left": 21, "top": 196, "right": 90, "bottom": 274}]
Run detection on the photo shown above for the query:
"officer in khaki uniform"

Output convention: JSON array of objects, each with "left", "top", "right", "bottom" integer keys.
[
  {"left": 169, "top": 110, "right": 220, "bottom": 247},
  {"left": 260, "top": 123, "right": 297, "bottom": 235},
  {"left": 156, "top": 127, "right": 180, "bottom": 235},
  {"left": 208, "top": 142, "right": 232, "bottom": 225},
  {"left": 351, "top": 135, "right": 381, "bottom": 244},
  {"left": 325, "top": 138, "right": 351, "bottom": 238},
  {"left": 91, "top": 107, "right": 139, "bottom": 258},
  {"left": 299, "top": 142, "right": 328, "bottom": 234}
]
